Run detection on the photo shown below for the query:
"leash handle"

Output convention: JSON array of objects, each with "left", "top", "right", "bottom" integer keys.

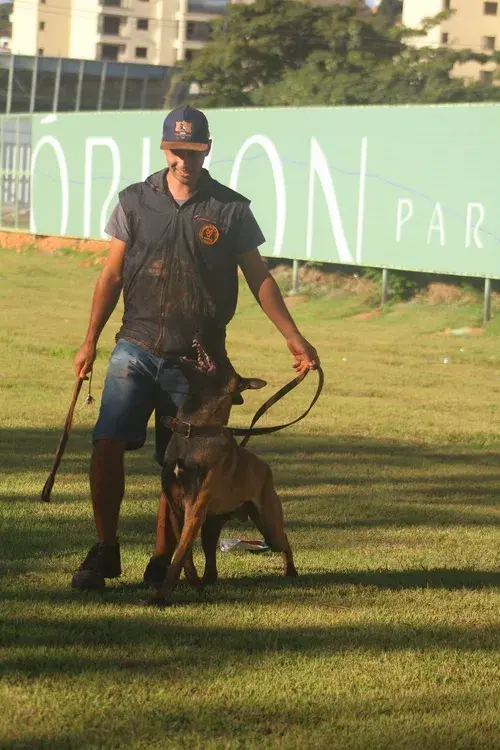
[{"left": 234, "top": 365, "right": 324, "bottom": 448}]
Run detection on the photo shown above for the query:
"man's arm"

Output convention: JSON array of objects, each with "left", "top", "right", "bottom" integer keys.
[
  {"left": 238, "top": 249, "right": 319, "bottom": 375},
  {"left": 73, "top": 237, "right": 127, "bottom": 378}
]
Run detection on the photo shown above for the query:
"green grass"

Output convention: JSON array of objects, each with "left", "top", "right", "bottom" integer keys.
[{"left": 1, "top": 247, "right": 500, "bottom": 749}]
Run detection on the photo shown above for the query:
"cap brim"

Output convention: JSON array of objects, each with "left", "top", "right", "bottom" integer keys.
[{"left": 160, "top": 141, "right": 209, "bottom": 152}]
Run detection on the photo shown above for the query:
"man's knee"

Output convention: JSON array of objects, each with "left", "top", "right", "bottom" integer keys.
[{"left": 92, "top": 439, "right": 126, "bottom": 460}]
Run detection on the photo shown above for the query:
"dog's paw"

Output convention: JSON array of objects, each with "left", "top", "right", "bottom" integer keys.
[{"left": 149, "top": 596, "right": 172, "bottom": 608}]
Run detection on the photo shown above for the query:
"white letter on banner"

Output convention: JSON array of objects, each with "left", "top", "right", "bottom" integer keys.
[
  {"left": 306, "top": 138, "right": 353, "bottom": 262},
  {"left": 427, "top": 202, "right": 445, "bottom": 247},
  {"left": 30, "top": 136, "right": 69, "bottom": 235},
  {"left": 396, "top": 199, "right": 413, "bottom": 242},
  {"left": 465, "top": 203, "right": 484, "bottom": 249},
  {"left": 84, "top": 138, "right": 121, "bottom": 239},
  {"left": 230, "top": 135, "right": 285, "bottom": 257},
  {"left": 141, "top": 137, "right": 151, "bottom": 181},
  {"left": 355, "top": 137, "right": 368, "bottom": 264}
]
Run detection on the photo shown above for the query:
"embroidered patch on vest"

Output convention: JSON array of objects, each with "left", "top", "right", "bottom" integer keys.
[{"left": 199, "top": 224, "right": 220, "bottom": 245}]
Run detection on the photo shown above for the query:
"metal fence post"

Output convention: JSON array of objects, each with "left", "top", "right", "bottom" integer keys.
[
  {"left": 6, "top": 54, "right": 14, "bottom": 114},
  {"left": 75, "top": 60, "right": 84, "bottom": 112},
  {"left": 97, "top": 60, "right": 107, "bottom": 111},
  {"left": 484, "top": 277, "right": 492, "bottom": 323},
  {"left": 29, "top": 56, "right": 39, "bottom": 113},
  {"left": 290, "top": 259, "right": 300, "bottom": 294},
  {"left": 140, "top": 75, "right": 149, "bottom": 109},
  {"left": 119, "top": 65, "right": 128, "bottom": 110},
  {"left": 52, "top": 56, "right": 62, "bottom": 113},
  {"left": 381, "top": 268, "right": 389, "bottom": 306}
]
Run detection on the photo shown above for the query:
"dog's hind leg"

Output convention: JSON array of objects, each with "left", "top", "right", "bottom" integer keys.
[
  {"left": 249, "top": 470, "right": 298, "bottom": 578},
  {"left": 201, "top": 514, "right": 230, "bottom": 585}
]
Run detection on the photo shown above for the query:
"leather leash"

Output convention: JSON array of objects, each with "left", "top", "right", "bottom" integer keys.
[
  {"left": 163, "top": 365, "right": 324, "bottom": 446},
  {"left": 233, "top": 365, "right": 324, "bottom": 448}
]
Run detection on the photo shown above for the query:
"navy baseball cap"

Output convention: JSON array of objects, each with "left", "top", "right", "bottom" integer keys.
[{"left": 160, "top": 105, "right": 210, "bottom": 151}]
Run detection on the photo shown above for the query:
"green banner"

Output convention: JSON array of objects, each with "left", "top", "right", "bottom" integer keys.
[{"left": 30, "top": 104, "right": 500, "bottom": 278}]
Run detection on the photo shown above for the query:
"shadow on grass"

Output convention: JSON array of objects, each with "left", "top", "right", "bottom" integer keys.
[
  {"left": 2, "top": 428, "right": 500, "bottom": 573},
  {"left": 2, "top": 611, "right": 500, "bottom": 681}
]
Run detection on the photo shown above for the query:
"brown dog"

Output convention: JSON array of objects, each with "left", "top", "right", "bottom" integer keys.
[{"left": 152, "top": 341, "right": 297, "bottom": 605}]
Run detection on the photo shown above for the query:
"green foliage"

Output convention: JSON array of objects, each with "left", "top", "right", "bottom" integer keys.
[{"left": 175, "top": 0, "right": 500, "bottom": 108}]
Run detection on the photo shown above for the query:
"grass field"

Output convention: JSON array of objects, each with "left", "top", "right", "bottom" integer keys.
[{"left": 1, "top": 247, "right": 500, "bottom": 749}]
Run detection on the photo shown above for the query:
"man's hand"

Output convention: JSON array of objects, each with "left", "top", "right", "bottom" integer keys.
[
  {"left": 74, "top": 340, "right": 96, "bottom": 379},
  {"left": 286, "top": 333, "right": 320, "bottom": 376}
]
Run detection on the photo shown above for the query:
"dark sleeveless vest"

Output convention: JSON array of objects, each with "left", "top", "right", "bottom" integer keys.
[{"left": 116, "top": 169, "right": 250, "bottom": 357}]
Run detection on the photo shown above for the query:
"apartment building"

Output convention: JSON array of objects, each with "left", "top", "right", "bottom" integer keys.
[
  {"left": 402, "top": 0, "right": 500, "bottom": 82},
  {"left": 10, "top": 0, "right": 226, "bottom": 65}
]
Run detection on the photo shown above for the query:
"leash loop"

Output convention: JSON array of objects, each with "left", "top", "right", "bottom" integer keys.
[{"left": 233, "top": 365, "right": 324, "bottom": 448}]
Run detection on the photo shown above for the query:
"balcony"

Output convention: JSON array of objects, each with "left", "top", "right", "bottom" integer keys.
[
  {"left": 98, "top": 14, "right": 130, "bottom": 40},
  {"left": 186, "top": 20, "right": 211, "bottom": 42},
  {"left": 187, "top": 0, "right": 226, "bottom": 12},
  {"left": 98, "top": 0, "right": 132, "bottom": 15}
]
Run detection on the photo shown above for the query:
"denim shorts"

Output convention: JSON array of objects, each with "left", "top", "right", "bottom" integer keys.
[{"left": 93, "top": 338, "right": 189, "bottom": 464}]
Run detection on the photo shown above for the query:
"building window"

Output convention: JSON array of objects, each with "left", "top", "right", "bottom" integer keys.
[
  {"left": 39, "top": 21, "right": 45, "bottom": 30},
  {"left": 441, "top": 32, "right": 449, "bottom": 44},
  {"left": 137, "top": 18, "right": 149, "bottom": 30},
  {"left": 186, "top": 21, "right": 211, "bottom": 41},
  {"left": 484, "top": 2, "right": 498, "bottom": 15},
  {"left": 100, "top": 44, "right": 121, "bottom": 60},
  {"left": 102, "top": 15, "right": 122, "bottom": 35},
  {"left": 38, "top": 48, "right": 44, "bottom": 55},
  {"left": 135, "top": 47, "right": 147, "bottom": 58},
  {"left": 482, "top": 36, "right": 496, "bottom": 50},
  {"left": 103, "top": 0, "right": 121, "bottom": 5},
  {"left": 480, "top": 70, "right": 494, "bottom": 83}
]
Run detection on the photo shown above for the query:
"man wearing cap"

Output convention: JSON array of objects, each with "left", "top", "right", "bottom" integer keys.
[{"left": 70, "top": 105, "right": 319, "bottom": 590}]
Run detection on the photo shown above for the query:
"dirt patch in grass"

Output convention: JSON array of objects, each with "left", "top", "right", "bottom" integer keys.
[
  {"left": 351, "top": 310, "right": 381, "bottom": 321},
  {"left": 284, "top": 294, "right": 309, "bottom": 307},
  {"left": 272, "top": 264, "right": 377, "bottom": 297},
  {"left": 0, "top": 230, "right": 108, "bottom": 255},
  {"left": 438, "top": 326, "right": 485, "bottom": 337},
  {"left": 418, "top": 282, "right": 475, "bottom": 305}
]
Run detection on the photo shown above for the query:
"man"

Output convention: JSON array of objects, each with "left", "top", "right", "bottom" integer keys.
[{"left": 71, "top": 105, "right": 319, "bottom": 590}]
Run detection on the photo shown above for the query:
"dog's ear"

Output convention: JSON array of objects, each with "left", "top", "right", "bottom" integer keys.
[{"left": 239, "top": 377, "right": 267, "bottom": 391}]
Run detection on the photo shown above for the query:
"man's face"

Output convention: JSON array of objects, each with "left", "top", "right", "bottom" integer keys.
[{"left": 164, "top": 142, "right": 211, "bottom": 187}]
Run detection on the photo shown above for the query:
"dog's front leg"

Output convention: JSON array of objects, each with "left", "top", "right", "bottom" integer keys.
[{"left": 154, "top": 490, "right": 210, "bottom": 606}]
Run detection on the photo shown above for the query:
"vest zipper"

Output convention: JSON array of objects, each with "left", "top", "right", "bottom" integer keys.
[{"left": 154, "top": 204, "right": 179, "bottom": 354}]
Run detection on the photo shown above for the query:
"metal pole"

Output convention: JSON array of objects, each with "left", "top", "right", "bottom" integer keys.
[
  {"left": 140, "top": 74, "right": 149, "bottom": 109},
  {"left": 381, "top": 268, "right": 389, "bottom": 306},
  {"left": 29, "top": 55, "right": 39, "bottom": 113},
  {"left": 119, "top": 65, "right": 128, "bottom": 110},
  {"left": 52, "top": 56, "right": 62, "bottom": 113},
  {"left": 6, "top": 54, "right": 15, "bottom": 114},
  {"left": 75, "top": 59, "right": 84, "bottom": 112},
  {"left": 484, "top": 277, "right": 492, "bottom": 323},
  {"left": 97, "top": 60, "right": 107, "bottom": 111},
  {"left": 291, "top": 259, "right": 300, "bottom": 294}
]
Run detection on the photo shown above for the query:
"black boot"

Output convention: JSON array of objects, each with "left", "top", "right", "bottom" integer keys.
[{"left": 71, "top": 542, "right": 121, "bottom": 590}]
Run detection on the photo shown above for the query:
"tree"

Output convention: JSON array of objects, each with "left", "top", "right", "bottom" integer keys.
[
  {"left": 174, "top": 0, "right": 500, "bottom": 108},
  {"left": 374, "top": 0, "right": 402, "bottom": 31}
]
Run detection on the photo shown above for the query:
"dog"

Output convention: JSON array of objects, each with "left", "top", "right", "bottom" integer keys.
[{"left": 152, "top": 339, "right": 297, "bottom": 605}]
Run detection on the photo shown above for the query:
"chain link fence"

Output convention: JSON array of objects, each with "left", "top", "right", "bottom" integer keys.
[{"left": 0, "top": 116, "right": 31, "bottom": 231}]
